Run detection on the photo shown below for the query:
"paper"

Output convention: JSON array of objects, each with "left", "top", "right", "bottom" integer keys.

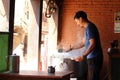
[
  {"left": 114, "top": 11, "right": 120, "bottom": 33},
  {"left": 63, "top": 47, "right": 85, "bottom": 59}
]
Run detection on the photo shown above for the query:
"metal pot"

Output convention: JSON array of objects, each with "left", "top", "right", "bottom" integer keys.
[{"left": 6, "top": 54, "right": 20, "bottom": 73}]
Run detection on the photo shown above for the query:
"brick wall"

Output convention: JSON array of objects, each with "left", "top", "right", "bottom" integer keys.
[{"left": 58, "top": 0, "right": 120, "bottom": 79}]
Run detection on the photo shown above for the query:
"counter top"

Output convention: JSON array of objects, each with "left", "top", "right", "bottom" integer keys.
[{"left": 0, "top": 70, "right": 73, "bottom": 80}]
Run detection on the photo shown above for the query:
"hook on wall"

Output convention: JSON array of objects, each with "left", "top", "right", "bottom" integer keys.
[{"left": 45, "top": 0, "right": 57, "bottom": 18}]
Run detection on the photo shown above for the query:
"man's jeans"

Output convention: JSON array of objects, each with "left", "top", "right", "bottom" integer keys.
[{"left": 87, "top": 57, "right": 103, "bottom": 80}]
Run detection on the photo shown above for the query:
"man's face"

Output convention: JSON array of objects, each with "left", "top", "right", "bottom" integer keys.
[{"left": 74, "top": 18, "right": 83, "bottom": 28}]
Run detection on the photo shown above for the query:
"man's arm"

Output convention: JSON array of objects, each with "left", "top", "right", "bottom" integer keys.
[
  {"left": 65, "top": 38, "right": 85, "bottom": 52},
  {"left": 74, "top": 38, "right": 96, "bottom": 62},
  {"left": 83, "top": 38, "right": 96, "bottom": 57}
]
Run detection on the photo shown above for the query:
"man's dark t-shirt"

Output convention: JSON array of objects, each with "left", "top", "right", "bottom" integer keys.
[{"left": 84, "top": 22, "right": 103, "bottom": 59}]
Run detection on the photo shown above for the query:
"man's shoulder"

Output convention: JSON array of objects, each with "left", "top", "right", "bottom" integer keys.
[
  {"left": 88, "top": 22, "right": 96, "bottom": 27},
  {"left": 88, "top": 22, "right": 98, "bottom": 31}
]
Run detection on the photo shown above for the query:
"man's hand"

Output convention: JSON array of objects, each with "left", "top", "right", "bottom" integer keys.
[
  {"left": 64, "top": 47, "right": 72, "bottom": 52},
  {"left": 64, "top": 45, "right": 72, "bottom": 52},
  {"left": 71, "top": 55, "right": 83, "bottom": 62}
]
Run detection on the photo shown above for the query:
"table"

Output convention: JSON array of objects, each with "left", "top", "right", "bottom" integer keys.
[{"left": 0, "top": 71, "right": 73, "bottom": 80}]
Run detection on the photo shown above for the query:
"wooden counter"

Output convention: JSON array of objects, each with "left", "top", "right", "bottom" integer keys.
[
  {"left": 108, "top": 53, "right": 120, "bottom": 80},
  {"left": 108, "top": 53, "right": 120, "bottom": 58},
  {"left": 0, "top": 70, "right": 73, "bottom": 80}
]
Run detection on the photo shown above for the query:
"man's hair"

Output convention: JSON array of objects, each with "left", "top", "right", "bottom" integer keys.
[{"left": 74, "top": 11, "right": 87, "bottom": 20}]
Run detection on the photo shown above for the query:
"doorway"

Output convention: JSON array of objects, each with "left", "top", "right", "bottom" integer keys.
[
  {"left": 12, "top": 0, "right": 58, "bottom": 71},
  {"left": 40, "top": 0, "right": 58, "bottom": 71},
  {"left": 13, "top": 0, "right": 40, "bottom": 71}
]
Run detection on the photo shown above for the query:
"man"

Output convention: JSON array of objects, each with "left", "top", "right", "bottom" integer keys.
[{"left": 67, "top": 11, "right": 103, "bottom": 80}]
